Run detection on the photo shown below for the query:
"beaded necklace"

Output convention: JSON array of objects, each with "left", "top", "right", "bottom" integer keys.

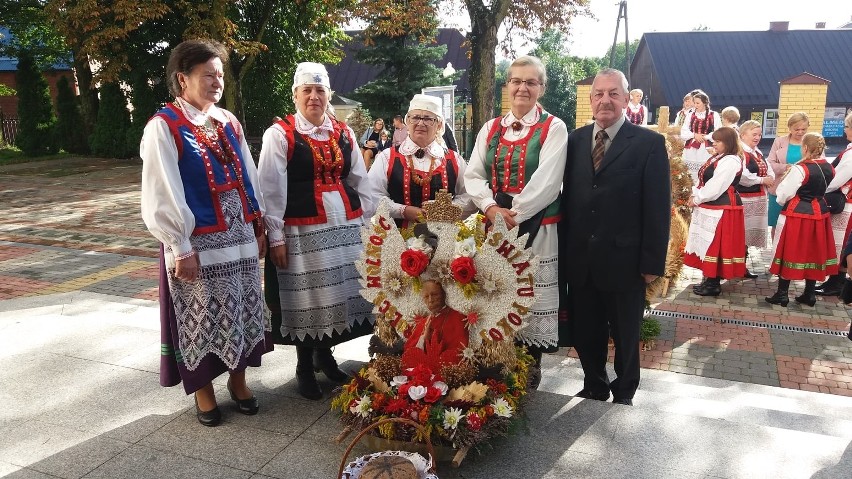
[
  {"left": 408, "top": 155, "right": 437, "bottom": 186},
  {"left": 304, "top": 131, "right": 345, "bottom": 182}
]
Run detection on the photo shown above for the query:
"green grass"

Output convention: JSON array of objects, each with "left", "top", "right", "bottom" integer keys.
[{"left": 0, "top": 145, "right": 72, "bottom": 165}]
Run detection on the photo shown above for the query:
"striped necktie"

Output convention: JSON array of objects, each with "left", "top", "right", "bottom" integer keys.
[{"left": 593, "top": 130, "right": 608, "bottom": 171}]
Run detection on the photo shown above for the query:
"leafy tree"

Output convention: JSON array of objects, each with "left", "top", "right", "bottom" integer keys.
[
  {"left": 457, "top": 0, "right": 590, "bottom": 135},
  {"left": 346, "top": 106, "right": 373, "bottom": 140},
  {"left": 601, "top": 38, "right": 640, "bottom": 79},
  {"left": 236, "top": 0, "right": 349, "bottom": 134},
  {"left": 15, "top": 49, "right": 58, "bottom": 156},
  {"left": 89, "top": 82, "right": 132, "bottom": 158},
  {"left": 351, "top": 31, "right": 449, "bottom": 121},
  {"left": 55, "top": 75, "right": 89, "bottom": 153},
  {"left": 531, "top": 30, "right": 577, "bottom": 128},
  {"left": 0, "top": 0, "right": 69, "bottom": 67},
  {"left": 126, "top": 70, "right": 160, "bottom": 157}
]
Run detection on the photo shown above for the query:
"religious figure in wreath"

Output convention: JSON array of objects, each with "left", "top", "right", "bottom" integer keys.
[{"left": 401, "top": 279, "right": 469, "bottom": 371}]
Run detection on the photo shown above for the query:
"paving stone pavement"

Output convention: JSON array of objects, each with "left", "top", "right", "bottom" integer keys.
[{"left": 1, "top": 156, "right": 851, "bottom": 397}]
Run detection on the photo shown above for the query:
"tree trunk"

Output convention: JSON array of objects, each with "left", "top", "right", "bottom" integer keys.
[
  {"left": 73, "top": 51, "right": 98, "bottom": 139},
  {"left": 223, "top": 64, "right": 244, "bottom": 123},
  {"left": 466, "top": 0, "right": 509, "bottom": 136}
]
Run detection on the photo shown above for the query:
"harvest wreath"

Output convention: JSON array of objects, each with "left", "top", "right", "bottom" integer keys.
[{"left": 333, "top": 191, "right": 540, "bottom": 462}]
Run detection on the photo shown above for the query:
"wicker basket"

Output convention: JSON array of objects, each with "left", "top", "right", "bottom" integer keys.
[{"left": 338, "top": 418, "right": 439, "bottom": 479}]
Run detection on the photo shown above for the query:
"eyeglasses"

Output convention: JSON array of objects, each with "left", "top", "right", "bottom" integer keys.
[
  {"left": 508, "top": 78, "right": 543, "bottom": 88},
  {"left": 409, "top": 115, "right": 439, "bottom": 126}
]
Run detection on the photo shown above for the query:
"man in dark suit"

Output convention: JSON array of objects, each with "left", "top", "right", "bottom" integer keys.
[{"left": 559, "top": 68, "right": 670, "bottom": 405}]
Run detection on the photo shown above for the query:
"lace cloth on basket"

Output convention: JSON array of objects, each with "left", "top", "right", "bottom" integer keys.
[{"left": 340, "top": 450, "right": 438, "bottom": 479}]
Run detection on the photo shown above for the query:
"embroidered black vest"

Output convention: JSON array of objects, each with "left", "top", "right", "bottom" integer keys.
[
  {"left": 735, "top": 149, "right": 768, "bottom": 195},
  {"left": 275, "top": 116, "right": 362, "bottom": 225},
  {"left": 697, "top": 155, "right": 743, "bottom": 207},
  {"left": 782, "top": 159, "right": 834, "bottom": 217},
  {"left": 386, "top": 147, "right": 459, "bottom": 209}
]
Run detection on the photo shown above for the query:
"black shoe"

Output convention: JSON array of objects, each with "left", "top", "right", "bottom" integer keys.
[
  {"left": 527, "top": 366, "right": 542, "bottom": 389},
  {"left": 227, "top": 379, "right": 259, "bottom": 415},
  {"left": 693, "top": 282, "right": 721, "bottom": 296},
  {"left": 194, "top": 396, "right": 222, "bottom": 427},
  {"left": 613, "top": 397, "right": 633, "bottom": 406},
  {"left": 575, "top": 389, "right": 610, "bottom": 401},
  {"left": 313, "top": 349, "right": 351, "bottom": 383},
  {"left": 296, "top": 370, "right": 323, "bottom": 400},
  {"left": 743, "top": 269, "right": 758, "bottom": 279},
  {"left": 794, "top": 292, "right": 817, "bottom": 307},
  {"left": 765, "top": 292, "right": 789, "bottom": 307},
  {"left": 815, "top": 275, "right": 843, "bottom": 296},
  {"left": 692, "top": 278, "right": 707, "bottom": 292}
]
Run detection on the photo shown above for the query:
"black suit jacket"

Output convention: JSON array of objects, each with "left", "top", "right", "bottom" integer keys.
[{"left": 559, "top": 120, "right": 671, "bottom": 293}]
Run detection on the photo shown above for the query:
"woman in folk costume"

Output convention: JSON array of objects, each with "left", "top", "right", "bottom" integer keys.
[
  {"left": 680, "top": 91, "right": 721, "bottom": 184},
  {"left": 814, "top": 113, "right": 852, "bottom": 296},
  {"left": 140, "top": 40, "right": 270, "bottom": 427},
  {"left": 464, "top": 55, "right": 568, "bottom": 388},
  {"left": 673, "top": 93, "right": 694, "bottom": 130},
  {"left": 625, "top": 88, "right": 648, "bottom": 126},
  {"left": 367, "top": 94, "right": 472, "bottom": 226},
  {"left": 258, "top": 62, "right": 374, "bottom": 400},
  {"left": 684, "top": 127, "right": 746, "bottom": 296},
  {"left": 736, "top": 120, "right": 775, "bottom": 278},
  {"left": 766, "top": 133, "right": 838, "bottom": 307}
]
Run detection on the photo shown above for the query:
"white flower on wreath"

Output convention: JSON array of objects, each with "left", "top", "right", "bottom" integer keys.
[
  {"left": 385, "top": 275, "right": 403, "bottom": 294},
  {"left": 480, "top": 274, "right": 499, "bottom": 294},
  {"left": 390, "top": 375, "right": 408, "bottom": 387},
  {"left": 492, "top": 397, "right": 513, "bottom": 418},
  {"left": 443, "top": 407, "right": 464, "bottom": 429},
  {"left": 406, "top": 235, "right": 434, "bottom": 256},
  {"left": 435, "top": 263, "right": 453, "bottom": 282},
  {"left": 407, "top": 385, "right": 428, "bottom": 401},
  {"left": 350, "top": 394, "right": 373, "bottom": 418},
  {"left": 433, "top": 380, "right": 449, "bottom": 396},
  {"left": 461, "top": 347, "right": 476, "bottom": 362},
  {"left": 454, "top": 236, "right": 477, "bottom": 258}
]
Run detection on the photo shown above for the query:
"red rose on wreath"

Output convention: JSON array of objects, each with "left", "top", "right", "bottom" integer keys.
[
  {"left": 450, "top": 256, "right": 477, "bottom": 284},
  {"left": 401, "top": 249, "right": 430, "bottom": 276},
  {"left": 423, "top": 386, "right": 443, "bottom": 404}
]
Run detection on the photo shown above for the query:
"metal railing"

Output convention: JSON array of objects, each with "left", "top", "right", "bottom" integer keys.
[{"left": 1, "top": 115, "right": 19, "bottom": 146}]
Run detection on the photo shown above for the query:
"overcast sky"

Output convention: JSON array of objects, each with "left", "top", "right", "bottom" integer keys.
[{"left": 441, "top": 0, "right": 852, "bottom": 59}]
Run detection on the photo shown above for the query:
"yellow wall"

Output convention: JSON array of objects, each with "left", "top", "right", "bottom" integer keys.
[
  {"left": 501, "top": 85, "right": 510, "bottom": 116},
  {"left": 575, "top": 84, "right": 593, "bottom": 129},
  {"left": 777, "top": 83, "right": 828, "bottom": 136}
]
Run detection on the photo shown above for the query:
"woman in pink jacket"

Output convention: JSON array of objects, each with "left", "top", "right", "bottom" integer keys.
[{"left": 766, "top": 112, "right": 810, "bottom": 239}]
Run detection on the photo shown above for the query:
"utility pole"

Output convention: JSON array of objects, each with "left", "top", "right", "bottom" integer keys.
[{"left": 608, "top": 1, "right": 631, "bottom": 86}]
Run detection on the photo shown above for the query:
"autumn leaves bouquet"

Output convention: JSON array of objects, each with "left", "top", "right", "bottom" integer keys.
[{"left": 331, "top": 349, "right": 532, "bottom": 451}]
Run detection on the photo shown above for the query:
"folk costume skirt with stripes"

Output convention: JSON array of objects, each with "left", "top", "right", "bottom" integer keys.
[
  {"left": 684, "top": 205, "right": 746, "bottom": 279},
  {"left": 770, "top": 212, "right": 839, "bottom": 281},
  {"left": 159, "top": 190, "right": 272, "bottom": 394},
  {"left": 263, "top": 191, "right": 374, "bottom": 347},
  {"left": 741, "top": 191, "right": 769, "bottom": 248}
]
